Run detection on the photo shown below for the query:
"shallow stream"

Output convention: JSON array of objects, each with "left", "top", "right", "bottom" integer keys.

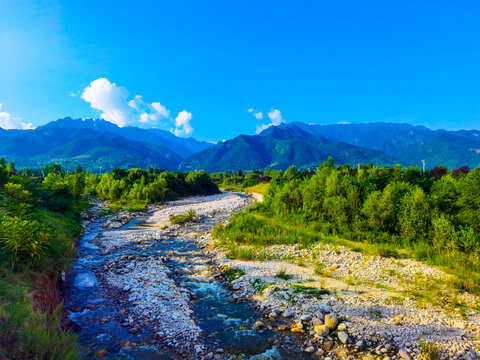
[{"left": 64, "top": 194, "right": 314, "bottom": 359}]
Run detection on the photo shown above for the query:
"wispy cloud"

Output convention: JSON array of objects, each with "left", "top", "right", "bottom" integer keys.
[
  {"left": 0, "top": 104, "right": 34, "bottom": 130},
  {"left": 255, "top": 108, "right": 285, "bottom": 134},
  {"left": 247, "top": 108, "right": 263, "bottom": 120},
  {"left": 81, "top": 78, "right": 192, "bottom": 136}
]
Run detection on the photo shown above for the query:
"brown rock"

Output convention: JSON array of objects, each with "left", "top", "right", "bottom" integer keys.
[
  {"left": 323, "top": 340, "right": 334, "bottom": 352},
  {"left": 95, "top": 349, "right": 107, "bottom": 358}
]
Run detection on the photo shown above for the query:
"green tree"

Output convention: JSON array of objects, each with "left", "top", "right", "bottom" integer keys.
[
  {"left": 0, "top": 183, "right": 34, "bottom": 218},
  {"left": 398, "top": 188, "right": 430, "bottom": 240},
  {"left": 74, "top": 164, "right": 83, "bottom": 174},
  {"left": 431, "top": 216, "right": 456, "bottom": 251},
  {"left": 362, "top": 190, "right": 395, "bottom": 232},
  {"left": 6, "top": 162, "right": 15, "bottom": 173}
]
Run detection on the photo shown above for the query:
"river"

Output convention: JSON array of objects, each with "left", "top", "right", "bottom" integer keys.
[{"left": 64, "top": 192, "right": 315, "bottom": 360}]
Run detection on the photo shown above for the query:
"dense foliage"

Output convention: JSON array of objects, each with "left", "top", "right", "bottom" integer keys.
[
  {"left": 0, "top": 162, "right": 85, "bottom": 359},
  {"left": 214, "top": 161, "right": 480, "bottom": 294},
  {"left": 87, "top": 168, "right": 219, "bottom": 206}
]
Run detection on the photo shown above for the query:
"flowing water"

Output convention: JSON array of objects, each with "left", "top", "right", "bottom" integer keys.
[{"left": 64, "top": 194, "right": 315, "bottom": 359}]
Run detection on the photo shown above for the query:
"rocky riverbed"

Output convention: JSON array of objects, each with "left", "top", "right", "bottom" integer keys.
[
  {"left": 64, "top": 192, "right": 480, "bottom": 359},
  {"left": 65, "top": 193, "right": 317, "bottom": 359},
  {"left": 203, "top": 239, "right": 480, "bottom": 359}
]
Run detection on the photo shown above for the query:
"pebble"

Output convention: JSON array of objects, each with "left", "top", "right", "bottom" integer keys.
[
  {"left": 300, "top": 314, "right": 312, "bottom": 322},
  {"left": 337, "top": 331, "right": 348, "bottom": 344},
  {"left": 304, "top": 346, "right": 315, "bottom": 353},
  {"left": 398, "top": 349, "right": 412, "bottom": 360}
]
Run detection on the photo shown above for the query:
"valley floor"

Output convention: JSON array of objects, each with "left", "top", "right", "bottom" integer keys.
[{"left": 67, "top": 192, "right": 480, "bottom": 360}]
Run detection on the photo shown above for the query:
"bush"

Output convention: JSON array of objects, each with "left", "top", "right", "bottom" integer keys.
[
  {"left": 0, "top": 217, "right": 50, "bottom": 270},
  {"left": 170, "top": 209, "right": 197, "bottom": 225}
]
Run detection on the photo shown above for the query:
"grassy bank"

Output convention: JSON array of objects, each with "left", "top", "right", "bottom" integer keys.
[{"left": 0, "top": 173, "right": 87, "bottom": 359}]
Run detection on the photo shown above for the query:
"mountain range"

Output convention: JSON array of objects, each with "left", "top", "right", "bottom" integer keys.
[
  {"left": 1, "top": 117, "right": 480, "bottom": 172},
  {"left": 181, "top": 122, "right": 480, "bottom": 171},
  {"left": 0, "top": 117, "right": 213, "bottom": 172}
]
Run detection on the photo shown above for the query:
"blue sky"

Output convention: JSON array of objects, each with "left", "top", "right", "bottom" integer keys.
[{"left": 1, "top": 0, "right": 479, "bottom": 141}]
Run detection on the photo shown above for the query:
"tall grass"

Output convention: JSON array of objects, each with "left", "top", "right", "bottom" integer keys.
[{"left": 0, "top": 276, "right": 78, "bottom": 359}]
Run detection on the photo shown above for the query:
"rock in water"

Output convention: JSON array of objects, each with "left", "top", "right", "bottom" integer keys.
[
  {"left": 253, "top": 320, "right": 265, "bottom": 330},
  {"left": 304, "top": 346, "right": 315, "bottom": 353}
]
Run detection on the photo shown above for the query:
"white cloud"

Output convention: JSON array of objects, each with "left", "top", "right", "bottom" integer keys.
[
  {"left": 81, "top": 78, "right": 172, "bottom": 128},
  {"left": 151, "top": 102, "right": 169, "bottom": 118},
  {"left": 247, "top": 108, "right": 263, "bottom": 120},
  {"left": 255, "top": 108, "right": 285, "bottom": 134},
  {"left": 82, "top": 78, "right": 132, "bottom": 127},
  {"left": 174, "top": 111, "right": 194, "bottom": 137},
  {"left": 254, "top": 112, "right": 263, "bottom": 120},
  {"left": 0, "top": 104, "right": 34, "bottom": 130}
]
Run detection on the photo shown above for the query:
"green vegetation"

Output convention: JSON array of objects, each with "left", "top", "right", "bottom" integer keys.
[
  {"left": 213, "top": 161, "right": 480, "bottom": 295},
  {"left": 92, "top": 167, "right": 219, "bottom": 207},
  {"left": 0, "top": 163, "right": 86, "bottom": 359},
  {"left": 418, "top": 338, "right": 441, "bottom": 360},
  {"left": 222, "top": 265, "right": 245, "bottom": 281},
  {"left": 0, "top": 159, "right": 220, "bottom": 358},
  {"left": 290, "top": 284, "right": 330, "bottom": 298},
  {"left": 170, "top": 209, "right": 197, "bottom": 225},
  {"left": 250, "top": 278, "right": 276, "bottom": 294},
  {"left": 313, "top": 261, "right": 332, "bottom": 277},
  {"left": 211, "top": 169, "right": 272, "bottom": 193},
  {"left": 275, "top": 267, "right": 293, "bottom": 280}
]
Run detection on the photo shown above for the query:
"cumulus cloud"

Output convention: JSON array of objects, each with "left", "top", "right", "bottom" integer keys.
[
  {"left": 81, "top": 78, "right": 189, "bottom": 134},
  {"left": 255, "top": 108, "right": 285, "bottom": 134},
  {"left": 247, "top": 108, "right": 263, "bottom": 120},
  {"left": 174, "top": 111, "right": 194, "bottom": 137},
  {"left": 0, "top": 104, "right": 34, "bottom": 130},
  {"left": 82, "top": 78, "right": 133, "bottom": 127}
]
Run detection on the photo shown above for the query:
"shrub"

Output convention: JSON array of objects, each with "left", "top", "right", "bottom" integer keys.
[
  {"left": 0, "top": 217, "right": 50, "bottom": 270},
  {"left": 170, "top": 209, "right": 197, "bottom": 225}
]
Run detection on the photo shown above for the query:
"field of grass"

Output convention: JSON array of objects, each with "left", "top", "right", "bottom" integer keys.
[
  {"left": 244, "top": 183, "right": 269, "bottom": 194},
  {"left": 219, "top": 182, "right": 270, "bottom": 195}
]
